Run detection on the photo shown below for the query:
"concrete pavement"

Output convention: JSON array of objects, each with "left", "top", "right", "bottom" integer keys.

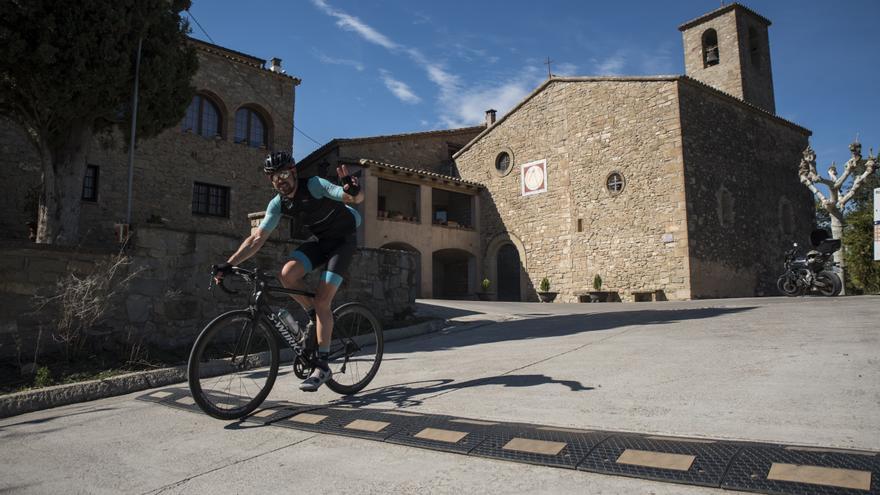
[{"left": 1, "top": 295, "right": 878, "bottom": 494}]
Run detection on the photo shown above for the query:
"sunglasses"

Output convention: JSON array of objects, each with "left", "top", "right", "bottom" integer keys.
[{"left": 269, "top": 170, "right": 293, "bottom": 181}]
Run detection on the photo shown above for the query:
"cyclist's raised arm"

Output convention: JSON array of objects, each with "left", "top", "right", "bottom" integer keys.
[{"left": 307, "top": 167, "right": 363, "bottom": 205}]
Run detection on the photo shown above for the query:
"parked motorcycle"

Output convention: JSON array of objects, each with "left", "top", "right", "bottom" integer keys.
[{"left": 776, "top": 230, "right": 842, "bottom": 297}]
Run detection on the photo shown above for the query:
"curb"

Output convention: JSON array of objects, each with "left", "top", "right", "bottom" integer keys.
[{"left": 0, "top": 318, "right": 451, "bottom": 419}]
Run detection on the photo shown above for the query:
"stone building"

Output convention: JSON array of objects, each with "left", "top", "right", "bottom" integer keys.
[
  {"left": 453, "top": 3, "right": 814, "bottom": 302},
  {"left": 1, "top": 38, "right": 299, "bottom": 244},
  {"left": 288, "top": 3, "right": 813, "bottom": 302},
  {"left": 268, "top": 126, "right": 486, "bottom": 298}
]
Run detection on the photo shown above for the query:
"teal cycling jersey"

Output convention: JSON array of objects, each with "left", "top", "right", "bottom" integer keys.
[{"left": 259, "top": 176, "right": 361, "bottom": 237}]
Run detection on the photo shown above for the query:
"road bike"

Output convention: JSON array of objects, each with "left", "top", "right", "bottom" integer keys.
[{"left": 187, "top": 265, "right": 383, "bottom": 420}]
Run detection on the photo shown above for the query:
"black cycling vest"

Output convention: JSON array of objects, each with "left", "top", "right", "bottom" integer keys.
[{"left": 280, "top": 178, "right": 355, "bottom": 238}]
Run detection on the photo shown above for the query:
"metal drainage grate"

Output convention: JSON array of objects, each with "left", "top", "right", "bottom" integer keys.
[
  {"left": 386, "top": 415, "right": 491, "bottom": 454},
  {"left": 242, "top": 402, "right": 320, "bottom": 425},
  {"left": 273, "top": 406, "right": 417, "bottom": 441},
  {"left": 470, "top": 424, "right": 609, "bottom": 469},
  {"left": 578, "top": 434, "right": 740, "bottom": 487},
  {"left": 722, "top": 445, "right": 880, "bottom": 495}
]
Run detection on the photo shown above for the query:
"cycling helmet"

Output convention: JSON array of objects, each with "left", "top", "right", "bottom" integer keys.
[{"left": 264, "top": 151, "right": 295, "bottom": 174}]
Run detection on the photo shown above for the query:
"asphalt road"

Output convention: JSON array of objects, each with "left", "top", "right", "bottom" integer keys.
[{"left": 1, "top": 295, "right": 878, "bottom": 494}]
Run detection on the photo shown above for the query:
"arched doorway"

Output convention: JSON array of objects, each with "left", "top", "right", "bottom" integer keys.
[
  {"left": 433, "top": 248, "right": 475, "bottom": 300},
  {"left": 382, "top": 242, "right": 421, "bottom": 298},
  {"left": 496, "top": 243, "right": 521, "bottom": 301}
]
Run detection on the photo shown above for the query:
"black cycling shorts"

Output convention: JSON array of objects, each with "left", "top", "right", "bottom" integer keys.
[{"left": 290, "top": 234, "right": 356, "bottom": 287}]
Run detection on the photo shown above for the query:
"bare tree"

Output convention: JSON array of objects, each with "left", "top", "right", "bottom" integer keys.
[{"left": 798, "top": 142, "right": 877, "bottom": 292}]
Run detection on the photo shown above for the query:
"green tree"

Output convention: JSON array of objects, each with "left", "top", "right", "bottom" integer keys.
[
  {"left": 843, "top": 207, "right": 880, "bottom": 293},
  {"left": 0, "top": 0, "right": 198, "bottom": 245}
]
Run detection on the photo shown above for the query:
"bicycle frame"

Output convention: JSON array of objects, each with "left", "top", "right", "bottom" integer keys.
[{"left": 217, "top": 267, "right": 350, "bottom": 364}]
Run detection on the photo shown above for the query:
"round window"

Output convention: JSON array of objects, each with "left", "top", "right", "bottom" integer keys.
[
  {"left": 495, "top": 152, "right": 510, "bottom": 174},
  {"left": 605, "top": 172, "right": 625, "bottom": 195}
]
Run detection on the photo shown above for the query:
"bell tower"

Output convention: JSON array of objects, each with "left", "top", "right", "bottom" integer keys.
[{"left": 679, "top": 3, "right": 776, "bottom": 114}]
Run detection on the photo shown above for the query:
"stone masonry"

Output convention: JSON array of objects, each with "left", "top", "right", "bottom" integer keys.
[
  {"left": 1, "top": 38, "right": 298, "bottom": 245},
  {"left": 453, "top": 76, "right": 810, "bottom": 302},
  {"left": 680, "top": 3, "right": 776, "bottom": 113},
  {"left": 455, "top": 78, "right": 690, "bottom": 302},
  {"left": 0, "top": 226, "right": 416, "bottom": 362},
  {"left": 678, "top": 78, "right": 811, "bottom": 298}
]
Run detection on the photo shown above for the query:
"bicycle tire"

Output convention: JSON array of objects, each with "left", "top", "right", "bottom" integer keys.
[
  {"left": 188, "top": 310, "right": 279, "bottom": 420},
  {"left": 325, "top": 303, "right": 383, "bottom": 395}
]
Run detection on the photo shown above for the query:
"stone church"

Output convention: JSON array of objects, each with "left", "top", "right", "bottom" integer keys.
[
  {"left": 454, "top": 3, "right": 814, "bottom": 302},
  {"left": 303, "top": 3, "right": 814, "bottom": 302}
]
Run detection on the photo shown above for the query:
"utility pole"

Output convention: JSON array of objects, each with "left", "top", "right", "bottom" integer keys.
[{"left": 124, "top": 35, "right": 143, "bottom": 240}]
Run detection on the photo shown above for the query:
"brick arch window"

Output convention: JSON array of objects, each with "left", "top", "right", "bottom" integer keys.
[
  {"left": 234, "top": 106, "right": 269, "bottom": 148},
  {"left": 702, "top": 29, "right": 719, "bottom": 67},
  {"left": 182, "top": 93, "right": 222, "bottom": 138}
]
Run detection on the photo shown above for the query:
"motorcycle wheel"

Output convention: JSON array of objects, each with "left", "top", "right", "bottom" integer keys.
[
  {"left": 815, "top": 271, "right": 842, "bottom": 297},
  {"left": 777, "top": 275, "right": 802, "bottom": 297}
]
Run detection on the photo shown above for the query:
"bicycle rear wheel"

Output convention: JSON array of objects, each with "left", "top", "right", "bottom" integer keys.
[
  {"left": 325, "top": 303, "right": 383, "bottom": 395},
  {"left": 188, "top": 310, "right": 279, "bottom": 420}
]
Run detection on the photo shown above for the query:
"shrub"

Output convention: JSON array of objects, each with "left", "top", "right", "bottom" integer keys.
[
  {"left": 593, "top": 274, "right": 603, "bottom": 291},
  {"left": 539, "top": 277, "right": 550, "bottom": 292},
  {"left": 481, "top": 278, "right": 491, "bottom": 291}
]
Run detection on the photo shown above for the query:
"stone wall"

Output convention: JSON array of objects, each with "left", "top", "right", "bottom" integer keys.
[
  {"left": 0, "top": 42, "right": 297, "bottom": 246},
  {"left": 299, "top": 127, "right": 484, "bottom": 178},
  {"left": 680, "top": 6, "right": 775, "bottom": 113},
  {"left": 455, "top": 78, "right": 690, "bottom": 302},
  {"left": 677, "top": 79, "right": 812, "bottom": 298},
  {"left": 0, "top": 226, "right": 416, "bottom": 362}
]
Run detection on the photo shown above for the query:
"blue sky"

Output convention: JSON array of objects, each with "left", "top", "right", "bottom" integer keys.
[{"left": 186, "top": 0, "right": 879, "bottom": 168}]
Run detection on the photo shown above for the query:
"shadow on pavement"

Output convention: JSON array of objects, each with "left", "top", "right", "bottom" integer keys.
[
  {"left": 0, "top": 407, "right": 118, "bottom": 430},
  {"left": 335, "top": 374, "right": 595, "bottom": 409},
  {"left": 391, "top": 307, "right": 757, "bottom": 354}
]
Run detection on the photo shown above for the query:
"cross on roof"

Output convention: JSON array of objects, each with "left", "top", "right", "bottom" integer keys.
[{"left": 544, "top": 57, "right": 553, "bottom": 79}]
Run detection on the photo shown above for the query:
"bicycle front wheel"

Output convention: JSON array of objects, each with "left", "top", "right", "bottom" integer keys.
[
  {"left": 188, "top": 310, "right": 279, "bottom": 420},
  {"left": 326, "top": 303, "right": 383, "bottom": 395}
]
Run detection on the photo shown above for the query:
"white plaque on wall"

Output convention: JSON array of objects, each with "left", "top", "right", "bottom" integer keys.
[{"left": 521, "top": 159, "right": 547, "bottom": 196}]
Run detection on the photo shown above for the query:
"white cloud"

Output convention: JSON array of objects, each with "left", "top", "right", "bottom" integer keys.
[
  {"left": 312, "top": 1, "right": 534, "bottom": 129},
  {"left": 379, "top": 70, "right": 421, "bottom": 104},
  {"left": 312, "top": 1, "right": 459, "bottom": 103},
  {"left": 310, "top": 0, "right": 398, "bottom": 50},
  {"left": 313, "top": 49, "right": 365, "bottom": 71},
  {"left": 595, "top": 55, "right": 626, "bottom": 75},
  {"left": 555, "top": 62, "right": 579, "bottom": 76},
  {"left": 437, "top": 67, "right": 544, "bottom": 128}
]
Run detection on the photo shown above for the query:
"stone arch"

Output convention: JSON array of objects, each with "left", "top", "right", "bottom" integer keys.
[
  {"left": 485, "top": 231, "right": 528, "bottom": 302},
  {"left": 382, "top": 242, "right": 422, "bottom": 298},
  {"left": 194, "top": 89, "right": 229, "bottom": 138},
  {"left": 234, "top": 103, "right": 274, "bottom": 149},
  {"left": 702, "top": 28, "right": 719, "bottom": 67}
]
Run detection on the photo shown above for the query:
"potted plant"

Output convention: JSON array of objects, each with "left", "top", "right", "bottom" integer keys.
[
  {"left": 537, "top": 277, "right": 557, "bottom": 303},
  {"left": 477, "top": 278, "right": 494, "bottom": 301},
  {"left": 589, "top": 274, "right": 604, "bottom": 302}
]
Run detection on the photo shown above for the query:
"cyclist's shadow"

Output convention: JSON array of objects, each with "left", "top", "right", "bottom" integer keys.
[{"left": 333, "top": 374, "right": 594, "bottom": 409}]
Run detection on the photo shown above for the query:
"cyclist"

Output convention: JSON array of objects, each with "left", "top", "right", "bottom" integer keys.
[{"left": 214, "top": 151, "right": 363, "bottom": 391}]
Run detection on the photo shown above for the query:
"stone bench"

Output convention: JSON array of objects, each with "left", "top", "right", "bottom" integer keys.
[{"left": 631, "top": 290, "right": 668, "bottom": 302}]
